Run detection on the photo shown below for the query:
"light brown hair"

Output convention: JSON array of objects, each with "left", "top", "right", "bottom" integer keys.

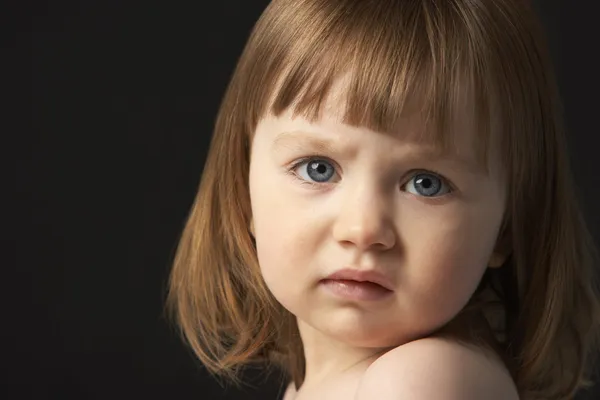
[{"left": 165, "top": 1, "right": 600, "bottom": 398}]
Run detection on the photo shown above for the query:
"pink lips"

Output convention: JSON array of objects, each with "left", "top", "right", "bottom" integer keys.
[
  {"left": 320, "top": 268, "right": 394, "bottom": 302},
  {"left": 324, "top": 268, "right": 395, "bottom": 291}
]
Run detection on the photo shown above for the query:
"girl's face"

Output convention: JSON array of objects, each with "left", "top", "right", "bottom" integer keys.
[{"left": 248, "top": 88, "right": 507, "bottom": 349}]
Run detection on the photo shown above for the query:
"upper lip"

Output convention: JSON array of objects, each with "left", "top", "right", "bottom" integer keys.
[{"left": 323, "top": 268, "right": 395, "bottom": 291}]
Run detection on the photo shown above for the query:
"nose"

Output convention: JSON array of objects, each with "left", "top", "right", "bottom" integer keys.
[{"left": 332, "top": 184, "right": 396, "bottom": 251}]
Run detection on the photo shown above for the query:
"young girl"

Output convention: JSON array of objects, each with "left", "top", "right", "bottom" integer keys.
[{"left": 166, "top": 0, "right": 600, "bottom": 399}]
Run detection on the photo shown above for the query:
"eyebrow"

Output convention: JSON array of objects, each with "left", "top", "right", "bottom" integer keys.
[
  {"left": 273, "top": 130, "right": 341, "bottom": 155},
  {"left": 272, "top": 130, "right": 487, "bottom": 177}
]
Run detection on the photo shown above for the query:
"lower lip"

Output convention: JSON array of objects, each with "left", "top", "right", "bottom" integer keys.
[{"left": 320, "top": 279, "right": 393, "bottom": 301}]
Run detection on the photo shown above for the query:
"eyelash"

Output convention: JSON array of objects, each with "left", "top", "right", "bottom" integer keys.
[{"left": 285, "top": 155, "right": 456, "bottom": 204}]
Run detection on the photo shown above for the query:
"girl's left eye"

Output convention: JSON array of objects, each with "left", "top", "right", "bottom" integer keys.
[
  {"left": 402, "top": 172, "right": 452, "bottom": 197},
  {"left": 286, "top": 156, "right": 454, "bottom": 199}
]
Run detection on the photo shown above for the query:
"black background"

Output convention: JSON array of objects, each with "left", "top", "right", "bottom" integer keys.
[{"left": 13, "top": 0, "right": 599, "bottom": 399}]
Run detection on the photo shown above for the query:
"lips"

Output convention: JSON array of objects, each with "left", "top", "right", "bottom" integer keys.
[{"left": 323, "top": 268, "right": 394, "bottom": 291}]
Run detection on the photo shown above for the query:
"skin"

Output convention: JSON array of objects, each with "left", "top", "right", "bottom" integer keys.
[{"left": 248, "top": 81, "right": 509, "bottom": 397}]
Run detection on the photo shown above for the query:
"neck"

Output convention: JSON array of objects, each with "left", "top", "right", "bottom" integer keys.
[{"left": 295, "top": 319, "right": 391, "bottom": 391}]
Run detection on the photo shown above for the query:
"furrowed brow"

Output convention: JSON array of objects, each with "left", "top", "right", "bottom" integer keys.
[
  {"left": 272, "top": 131, "right": 339, "bottom": 154},
  {"left": 272, "top": 130, "right": 487, "bottom": 176}
]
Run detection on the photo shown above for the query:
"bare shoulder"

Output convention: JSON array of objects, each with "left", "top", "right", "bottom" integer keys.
[{"left": 355, "top": 337, "right": 519, "bottom": 400}]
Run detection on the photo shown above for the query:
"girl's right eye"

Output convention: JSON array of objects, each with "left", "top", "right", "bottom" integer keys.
[{"left": 286, "top": 157, "right": 338, "bottom": 188}]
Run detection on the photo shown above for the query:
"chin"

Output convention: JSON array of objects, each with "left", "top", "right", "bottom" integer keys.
[{"left": 303, "top": 310, "right": 410, "bottom": 347}]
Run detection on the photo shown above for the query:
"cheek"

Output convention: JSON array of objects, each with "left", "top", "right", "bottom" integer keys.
[
  {"left": 403, "top": 212, "right": 499, "bottom": 315},
  {"left": 251, "top": 191, "right": 311, "bottom": 310},
  {"left": 255, "top": 234, "right": 309, "bottom": 313},
  {"left": 250, "top": 162, "right": 314, "bottom": 272}
]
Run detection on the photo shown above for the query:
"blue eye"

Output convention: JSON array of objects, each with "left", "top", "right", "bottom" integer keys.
[
  {"left": 293, "top": 158, "right": 336, "bottom": 183},
  {"left": 287, "top": 157, "right": 454, "bottom": 199},
  {"left": 404, "top": 173, "right": 451, "bottom": 197}
]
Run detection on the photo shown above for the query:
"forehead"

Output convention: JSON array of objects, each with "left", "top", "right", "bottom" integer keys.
[{"left": 265, "top": 73, "right": 486, "bottom": 168}]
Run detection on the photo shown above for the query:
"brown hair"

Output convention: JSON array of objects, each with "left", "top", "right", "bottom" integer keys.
[{"left": 165, "top": 0, "right": 600, "bottom": 398}]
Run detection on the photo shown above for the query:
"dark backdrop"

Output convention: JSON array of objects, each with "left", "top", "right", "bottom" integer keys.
[{"left": 13, "top": 0, "right": 599, "bottom": 399}]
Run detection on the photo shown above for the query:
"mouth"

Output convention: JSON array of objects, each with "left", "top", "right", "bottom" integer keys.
[
  {"left": 320, "top": 268, "right": 395, "bottom": 302},
  {"left": 320, "top": 279, "right": 393, "bottom": 301},
  {"left": 323, "top": 268, "right": 395, "bottom": 291}
]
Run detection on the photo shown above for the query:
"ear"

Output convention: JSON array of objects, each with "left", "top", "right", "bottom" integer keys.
[
  {"left": 249, "top": 217, "right": 255, "bottom": 237},
  {"left": 488, "top": 231, "right": 511, "bottom": 268},
  {"left": 488, "top": 252, "right": 508, "bottom": 268}
]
